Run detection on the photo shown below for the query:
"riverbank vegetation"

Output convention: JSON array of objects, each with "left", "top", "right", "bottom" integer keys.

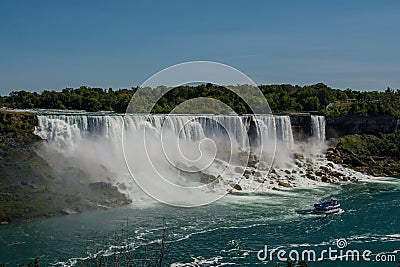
[
  {"left": 2, "top": 83, "right": 400, "bottom": 115},
  {"left": 327, "top": 131, "right": 400, "bottom": 177}
]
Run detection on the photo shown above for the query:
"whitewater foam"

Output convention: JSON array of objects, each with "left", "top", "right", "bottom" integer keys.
[{"left": 33, "top": 113, "right": 383, "bottom": 205}]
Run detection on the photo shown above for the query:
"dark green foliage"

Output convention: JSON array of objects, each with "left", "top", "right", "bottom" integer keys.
[
  {"left": 328, "top": 131, "right": 400, "bottom": 176},
  {"left": 2, "top": 83, "right": 400, "bottom": 115},
  {"left": 340, "top": 132, "right": 400, "bottom": 160}
]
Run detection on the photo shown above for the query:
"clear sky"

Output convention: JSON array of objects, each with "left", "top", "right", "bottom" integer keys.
[{"left": 0, "top": 0, "right": 399, "bottom": 95}]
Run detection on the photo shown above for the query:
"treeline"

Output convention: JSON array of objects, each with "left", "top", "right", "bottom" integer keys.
[
  {"left": 1, "top": 83, "right": 400, "bottom": 115},
  {"left": 0, "top": 87, "right": 135, "bottom": 113}
]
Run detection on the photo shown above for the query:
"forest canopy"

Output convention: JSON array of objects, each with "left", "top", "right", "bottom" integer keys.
[{"left": 1, "top": 83, "right": 400, "bottom": 116}]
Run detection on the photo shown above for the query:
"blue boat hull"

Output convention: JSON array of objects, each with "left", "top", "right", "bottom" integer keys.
[{"left": 313, "top": 199, "right": 341, "bottom": 214}]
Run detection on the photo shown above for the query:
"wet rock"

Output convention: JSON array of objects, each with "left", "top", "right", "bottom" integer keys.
[
  {"left": 330, "top": 171, "right": 343, "bottom": 179},
  {"left": 293, "top": 153, "right": 304, "bottom": 160},
  {"left": 243, "top": 169, "right": 252, "bottom": 178},
  {"left": 295, "top": 160, "right": 303, "bottom": 167},
  {"left": 231, "top": 184, "right": 242, "bottom": 190},
  {"left": 116, "top": 182, "right": 127, "bottom": 190},
  {"left": 89, "top": 181, "right": 114, "bottom": 190},
  {"left": 278, "top": 181, "right": 292, "bottom": 188},
  {"left": 306, "top": 173, "right": 316, "bottom": 180},
  {"left": 200, "top": 173, "right": 217, "bottom": 184},
  {"left": 61, "top": 208, "right": 78, "bottom": 215},
  {"left": 320, "top": 166, "right": 329, "bottom": 173}
]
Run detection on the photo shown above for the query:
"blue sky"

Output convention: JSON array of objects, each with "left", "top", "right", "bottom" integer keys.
[{"left": 0, "top": 0, "right": 399, "bottom": 94}]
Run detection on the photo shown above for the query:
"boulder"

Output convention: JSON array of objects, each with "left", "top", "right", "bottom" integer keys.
[
  {"left": 231, "top": 184, "right": 242, "bottom": 191},
  {"left": 278, "top": 181, "right": 292, "bottom": 188},
  {"left": 200, "top": 173, "right": 218, "bottom": 184},
  {"left": 293, "top": 153, "right": 304, "bottom": 160},
  {"left": 243, "top": 169, "right": 252, "bottom": 178},
  {"left": 256, "top": 178, "right": 264, "bottom": 183},
  {"left": 321, "top": 176, "right": 329, "bottom": 183},
  {"left": 61, "top": 208, "right": 78, "bottom": 215},
  {"left": 320, "top": 166, "right": 329, "bottom": 172}
]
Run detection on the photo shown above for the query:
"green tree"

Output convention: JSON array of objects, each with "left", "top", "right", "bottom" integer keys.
[
  {"left": 113, "top": 94, "right": 131, "bottom": 113},
  {"left": 304, "top": 96, "right": 320, "bottom": 111}
]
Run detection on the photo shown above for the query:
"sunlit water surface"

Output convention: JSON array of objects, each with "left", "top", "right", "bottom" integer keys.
[{"left": 0, "top": 178, "right": 399, "bottom": 266}]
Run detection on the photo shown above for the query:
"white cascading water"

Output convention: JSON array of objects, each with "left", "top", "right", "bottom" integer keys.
[
  {"left": 311, "top": 115, "right": 326, "bottom": 142},
  {"left": 34, "top": 113, "right": 375, "bottom": 204},
  {"left": 33, "top": 113, "right": 303, "bottom": 204},
  {"left": 259, "top": 115, "right": 294, "bottom": 149},
  {"left": 35, "top": 114, "right": 294, "bottom": 152}
]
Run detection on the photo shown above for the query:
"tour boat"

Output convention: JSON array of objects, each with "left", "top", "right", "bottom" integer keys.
[{"left": 313, "top": 198, "right": 341, "bottom": 214}]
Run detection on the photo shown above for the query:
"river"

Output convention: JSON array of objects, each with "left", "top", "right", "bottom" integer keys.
[{"left": 1, "top": 177, "right": 399, "bottom": 266}]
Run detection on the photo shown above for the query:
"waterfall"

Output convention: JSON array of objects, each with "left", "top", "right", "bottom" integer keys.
[
  {"left": 34, "top": 113, "right": 295, "bottom": 204},
  {"left": 35, "top": 114, "right": 295, "bottom": 151},
  {"left": 311, "top": 115, "right": 326, "bottom": 142},
  {"left": 253, "top": 115, "right": 294, "bottom": 149}
]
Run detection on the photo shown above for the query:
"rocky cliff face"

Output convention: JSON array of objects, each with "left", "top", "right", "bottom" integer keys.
[
  {"left": 288, "top": 113, "right": 399, "bottom": 140},
  {"left": 326, "top": 115, "right": 399, "bottom": 138},
  {"left": 289, "top": 114, "right": 312, "bottom": 141},
  {"left": 0, "top": 110, "right": 131, "bottom": 223}
]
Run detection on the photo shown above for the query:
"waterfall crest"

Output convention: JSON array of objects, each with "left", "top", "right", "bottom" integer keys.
[{"left": 35, "top": 114, "right": 295, "bottom": 150}]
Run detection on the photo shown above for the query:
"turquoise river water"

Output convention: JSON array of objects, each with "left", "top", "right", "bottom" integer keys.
[{"left": 0, "top": 178, "right": 399, "bottom": 266}]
